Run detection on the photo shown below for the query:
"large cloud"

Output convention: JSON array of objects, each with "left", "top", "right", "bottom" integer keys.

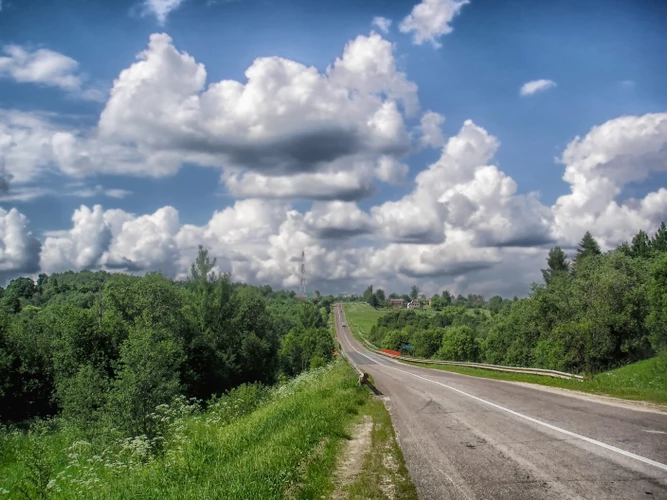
[
  {"left": 0, "top": 207, "right": 41, "bottom": 280},
  {"left": 2, "top": 32, "right": 419, "bottom": 202},
  {"left": 372, "top": 119, "right": 554, "bottom": 247},
  {"left": 553, "top": 112, "right": 667, "bottom": 248},
  {"left": 96, "top": 33, "right": 415, "bottom": 192}
]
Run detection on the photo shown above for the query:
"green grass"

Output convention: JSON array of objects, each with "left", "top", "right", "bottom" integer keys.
[
  {"left": 344, "top": 303, "right": 387, "bottom": 341},
  {"left": 0, "top": 360, "right": 379, "bottom": 499},
  {"left": 402, "top": 354, "right": 667, "bottom": 405},
  {"left": 342, "top": 398, "right": 418, "bottom": 500}
]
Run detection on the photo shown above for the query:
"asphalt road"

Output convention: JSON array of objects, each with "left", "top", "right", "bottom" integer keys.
[{"left": 333, "top": 304, "right": 667, "bottom": 500}]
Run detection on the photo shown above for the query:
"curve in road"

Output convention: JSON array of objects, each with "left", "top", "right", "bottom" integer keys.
[{"left": 334, "top": 304, "right": 667, "bottom": 500}]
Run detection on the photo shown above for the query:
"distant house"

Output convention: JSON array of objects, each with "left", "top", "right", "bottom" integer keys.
[
  {"left": 407, "top": 299, "right": 421, "bottom": 309},
  {"left": 388, "top": 298, "right": 405, "bottom": 308}
]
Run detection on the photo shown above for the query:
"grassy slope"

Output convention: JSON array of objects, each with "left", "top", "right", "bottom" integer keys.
[
  {"left": 343, "top": 302, "right": 387, "bottom": 340},
  {"left": 344, "top": 303, "right": 667, "bottom": 405},
  {"left": 1, "top": 358, "right": 419, "bottom": 499},
  {"left": 0, "top": 361, "right": 374, "bottom": 499}
]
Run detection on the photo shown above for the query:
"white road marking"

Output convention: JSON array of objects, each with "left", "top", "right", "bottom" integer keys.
[
  {"left": 335, "top": 306, "right": 667, "bottom": 473},
  {"left": 644, "top": 430, "right": 667, "bottom": 435}
]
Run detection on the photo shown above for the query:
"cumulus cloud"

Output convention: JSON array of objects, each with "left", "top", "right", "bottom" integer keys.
[
  {"left": 552, "top": 112, "right": 667, "bottom": 248},
  {"left": 142, "top": 0, "right": 186, "bottom": 24},
  {"left": 0, "top": 45, "right": 103, "bottom": 100},
  {"left": 375, "top": 156, "right": 409, "bottom": 185},
  {"left": 399, "top": 0, "right": 469, "bottom": 48},
  {"left": 304, "top": 201, "right": 375, "bottom": 239},
  {"left": 372, "top": 119, "right": 554, "bottom": 248},
  {"left": 418, "top": 110, "right": 446, "bottom": 149},
  {"left": 520, "top": 79, "right": 556, "bottom": 96},
  {"left": 0, "top": 207, "right": 41, "bottom": 279},
  {"left": 0, "top": 32, "right": 421, "bottom": 202},
  {"left": 372, "top": 16, "right": 392, "bottom": 34}
]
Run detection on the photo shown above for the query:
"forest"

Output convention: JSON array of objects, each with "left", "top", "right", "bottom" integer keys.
[
  {"left": 0, "top": 246, "right": 335, "bottom": 429},
  {"left": 366, "top": 224, "right": 667, "bottom": 374}
]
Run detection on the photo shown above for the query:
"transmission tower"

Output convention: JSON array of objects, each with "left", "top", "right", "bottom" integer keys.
[{"left": 299, "top": 250, "right": 306, "bottom": 296}]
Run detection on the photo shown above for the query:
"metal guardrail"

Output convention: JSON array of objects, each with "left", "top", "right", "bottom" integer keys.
[{"left": 337, "top": 304, "right": 585, "bottom": 381}]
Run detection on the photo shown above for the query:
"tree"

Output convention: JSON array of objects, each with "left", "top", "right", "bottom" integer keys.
[
  {"left": 652, "top": 222, "right": 667, "bottom": 253},
  {"left": 368, "top": 293, "right": 379, "bottom": 308},
  {"left": 314, "top": 289, "right": 321, "bottom": 299},
  {"left": 436, "top": 326, "right": 480, "bottom": 362},
  {"left": 487, "top": 295, "right": 504, "bottom": 314},
  {"left": 412, "top": 329, "right": 444, "bottom": 358},
  {"left": 388, "top": 292, "right": 399, "bottom": 299},
  {"left": 362, "top": 285, "right": 374, "bottom": 303},
  {"left": 441, "top": 290, "right": 452, "bottom": 305},
  {"left": 630, "top": 230, "right": 652, "bottom": 258},
  {"left": 647, "top": 254, "right": 667, "bottom": 352},
  {"left": 190, "top": 245, "right": 217, "bottom": 285},
  {"left": 430, "top": 295, "right": 444, "bottom": 311},
  {"left": 574, "top": 231, "right": 601, "bottom": 265},
  {"left": 541, "top": 247, "right": 570, "bottom": 284},
  {"left": 107, "top": 318, "right": 184, "bottom": 437},
  {"left": 409, "top": 285, "right": 420, "bottom": 300},
  {"left": 375, "top": 289, "right": 386, "bottom": 301}
]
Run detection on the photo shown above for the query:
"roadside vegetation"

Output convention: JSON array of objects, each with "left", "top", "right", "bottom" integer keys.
[
  {"left": 0, "top": 246, "right": 351, "bottom": 498},
  {"left": 343, "top": 223, "right": 667, "bottom": 404},
  {"left": 1, "top": 360, "right": 380, "bottom": 498}
]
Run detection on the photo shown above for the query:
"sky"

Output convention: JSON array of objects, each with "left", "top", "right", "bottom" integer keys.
[{"left": 0, "top": 0, "right": 666, "bottom": 297}]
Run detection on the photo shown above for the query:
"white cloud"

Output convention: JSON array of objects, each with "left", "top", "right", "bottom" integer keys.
[
  {"left": 552, "top": 112, "right": 667, "bottom": 248},
  {"left": 399, "top": 0, "right": 469, "bottom": 48},
  {"left": 371, "top": 16, "right": 392, "bottom": 34},
  {"left": 0, "top": 45, "right": 103, "bottom": 100},
  {"left": 418, "top": 110, "right": 446, "bottom": 148},
  {"left": 304, "top": 201, "right": 375, "bottom": 239},
  {"left": 142, "top": 0, "right": 186, "bottom": 24},
  {"left": 92, "top": 32, "right": 416, "bottom": 199},
  {"left": 0, "top": 207, "right": 41, "bottom": 278},
  {"left": 374, "top": 156, "right": 409, "bottom": 185},
  {"left": 520, "top": 79, "right": 556, "bottom": 96},
  {"left": 69, "top": 184, "right": 133, "bottom": 199}
]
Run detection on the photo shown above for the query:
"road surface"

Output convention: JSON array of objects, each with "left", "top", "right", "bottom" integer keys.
[{"left": 333, "top": 304, "right": 667, "bottom": 500}]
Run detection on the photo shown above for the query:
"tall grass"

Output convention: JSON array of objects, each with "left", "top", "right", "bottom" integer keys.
[{"left": 0, "top": 360, "right": 369, "bottom": 499}]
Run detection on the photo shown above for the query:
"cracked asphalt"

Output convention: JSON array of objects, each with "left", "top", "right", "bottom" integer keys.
[{"left": 334, "top": 304, "right": 667, "bottom": 500}]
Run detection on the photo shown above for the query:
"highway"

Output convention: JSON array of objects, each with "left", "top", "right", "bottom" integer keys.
[{"left": 333, "top": 304, "right": 667, "bottom": 500}]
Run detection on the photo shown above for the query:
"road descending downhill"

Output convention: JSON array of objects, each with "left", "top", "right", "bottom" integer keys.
[{"left": 333, "top": 304, "right": 667, "bottom": 500}]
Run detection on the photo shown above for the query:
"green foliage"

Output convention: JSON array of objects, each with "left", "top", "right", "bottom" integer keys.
[
  {"left": 409, "top": 285, "right": 420, "bottom": 300},
  {"left": 541, "top": 246, "right": 570, "bottom": 284},
  {"left": 107, "top": 318, "right": 185, "bottom": 437},
  {"left": 0, "top": 361, "right": 371, "bottom": 499},
  {"left": 411, "top": 328, "right": 444, "bottom": 358},
  {"left": 647, "top": 254, "right": 667, "bottom": 352},
  {"left": 358, "top": 222, "right": 667, "bottom": 375},
  {"left": 436, "top": 326, "right": 480, "bottom": 362},
  {"left": 574, "top": 231, "right": 601, "bottom": 266},
  {"left": 279, "top": 324, "right": 334, "bottom": 377}
]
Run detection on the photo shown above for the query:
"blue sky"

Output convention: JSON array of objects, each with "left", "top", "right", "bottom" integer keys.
[{"left": 0, "top": 0, "right": 666, "bottom": 296}]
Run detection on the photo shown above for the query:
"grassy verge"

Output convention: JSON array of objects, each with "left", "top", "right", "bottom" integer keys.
[
  {"left": 342, "top": 398, "right": 418, "bottom": 500},
  {"left": 343, "top": 303, "right": 667, "bottom": 406},
  {"left": 402, "top": 357, "right": 667, "bottom": 405},
  {"left": 0, "top": 360, "right": 376, "bottom": 499}
]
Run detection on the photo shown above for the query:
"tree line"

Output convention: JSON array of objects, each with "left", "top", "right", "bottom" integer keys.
[
  {"left": 365, "top": 223, "right": 667, "bottom": 374},
  {"left": 0, "top": 246, "right": 335, "bottom": 436}
]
